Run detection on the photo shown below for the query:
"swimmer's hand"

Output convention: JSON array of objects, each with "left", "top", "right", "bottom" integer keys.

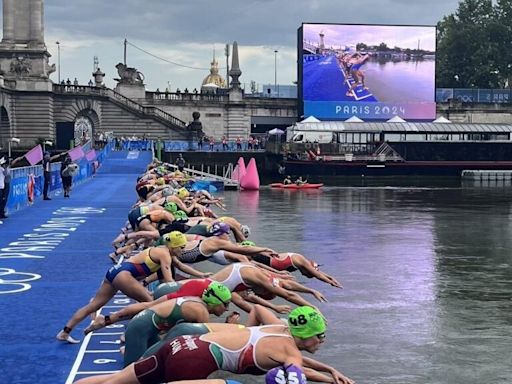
[
  {"left": 329, "top": 367, "right": 356, "bottom": 384},
  {"left": 313, "top": 290, "right": 327, "bottom": 303},
  {"left": 225, "top": 311, "right": 241, "bottom": 324},
  {"left": 274, "top": 305, "right": 291, "bottom": 314},
  {"left": 201, "top": 272, "right": 213, "bottom": 278}
]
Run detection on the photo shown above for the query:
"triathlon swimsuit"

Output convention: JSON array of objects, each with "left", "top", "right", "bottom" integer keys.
[
  {"left": 133, "top": 325, "right": 291, "bottom": 383},
  {"left": 141, "top": 322, "right": 243, "bottom": 358},
  {"left": 158, "top": 222, "right": 191, "bottom": 237},
  {"left": 251, "top": 253, "right": 319, "bottom": 277},
  {"left": 124, "top": 296, "right": 203, "bottom": 366},
  {"left": 128, "top": 206, "right": 149, "bottom": 230},
  {"left": 105, "top": 247, "right": 160, "bottom": 283},
  {"left": 178, "top": 238, "right": 211, "bottom": 263}
]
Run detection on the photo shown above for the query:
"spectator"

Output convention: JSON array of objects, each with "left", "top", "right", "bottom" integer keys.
[
  {"left": 197, "top": 136, "right": 203, "bottom": 150},
  {"left": 73, "top": 77, "right": 79, "bottom": 86},
  {"left": 209, "top": 137, "right": 215, "bottom": 151},
  {"left": 42, "top": 152, "right": 52, "bottom": 200},
  {"left": 42, "top": 152, "right": 62, "bottom": 200},
  {"left": 175, "top": 153, "right": 186, "bottom": 172},
  {"left": 60, "top": 154, "right": 75, "bottom": 198},
  {"left": 88, "top": 79, "right": 94, "bottom": 87},
  {"left": 222, "top": 136, "right": 228, "bottom": 151},
  {"left": 0, "top": 157, "right": 6, "bottom": 219},
  {"left": 248, "top": 136, "right": 254, "bottom": 150},
  {"left": 254, "top": 137, "right": 260, "bottom": 150},
  {"left": 236, "top": 136, "right": 242, "bottom": 151},
  {"left": 66, "top": 78, "right": 71, "bottom": 86},
  {"left": 0, "top": 156, "right": 23, "bottom": 218}
]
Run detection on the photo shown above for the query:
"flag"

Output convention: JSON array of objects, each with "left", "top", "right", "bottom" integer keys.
[
  {"left": 68, "top": 146, "right": 85, "bottom": 161},
  {"left": 24, "top": 144, "right": 43, "bottom": 166},
  {"left": 85, "top": 149, "right": 97, "bottom": 161}
]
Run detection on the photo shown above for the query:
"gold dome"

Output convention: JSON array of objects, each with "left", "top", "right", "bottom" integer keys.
[{"left": 202, "top": 54, "right": 226, "bottom": 88}]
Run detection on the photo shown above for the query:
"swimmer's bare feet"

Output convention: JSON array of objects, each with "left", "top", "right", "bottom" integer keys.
[
  {"left": 84, "top": 315, "right": 106, "bottom": 335},
  {"left": 346, "top": 91, "right": 354, "bottom": 97},
  {"left": 56, "top": 330, "right": 80, "bottom": 344}
]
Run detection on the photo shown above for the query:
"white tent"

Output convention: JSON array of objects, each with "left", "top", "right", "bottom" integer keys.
[
  {"left": 433, "top": 116, "right": 452, "bottom": 123},
  {"left": 268, "top": 128, "right": 285, "bottom": 135},
  {"left": 386, "top": 116, "right": 406, "bottom": 123},
  {"left": 301, "top": 115, "right": 320, "bottom": 123},
  {"left": 345, "top": 115, "right": 364, "bottom": 122}
]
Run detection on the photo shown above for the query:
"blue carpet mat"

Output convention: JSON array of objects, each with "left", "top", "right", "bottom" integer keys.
[{"left": 0, "top": 150, "right": 152, "bottom": 383}]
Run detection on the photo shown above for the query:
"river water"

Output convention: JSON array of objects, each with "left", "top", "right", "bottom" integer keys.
[{"left": 216, "top": 184, "right": 512, "bottom": 384}]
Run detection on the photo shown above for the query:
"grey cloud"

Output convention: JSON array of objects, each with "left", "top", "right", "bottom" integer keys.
[{"left": 45, "top": 0, "right": 460, "bottom": 48}]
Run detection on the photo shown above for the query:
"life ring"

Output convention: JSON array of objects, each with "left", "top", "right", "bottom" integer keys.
[{"left": 27, "top": 174, "right": 35, "bottom": 203}]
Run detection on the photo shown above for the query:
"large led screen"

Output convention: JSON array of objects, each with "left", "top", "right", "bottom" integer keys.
[{"left": 299, "top": 23, "right": 436, "bottom": 120}]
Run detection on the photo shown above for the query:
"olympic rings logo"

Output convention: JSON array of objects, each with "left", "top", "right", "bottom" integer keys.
[{"left": 0, "top": 268, "right": 41, "bottom": 294}]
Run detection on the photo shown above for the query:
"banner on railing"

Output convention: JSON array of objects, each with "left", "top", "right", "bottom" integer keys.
[
  {"left": 5, "top": 140, "right": 114, "bottom": 214},
  {"left": 68, "top": 146, "right": 85, "bottom": 161},
  {"left": 85, "top": 150, "right": 97, "bottom": 161}
]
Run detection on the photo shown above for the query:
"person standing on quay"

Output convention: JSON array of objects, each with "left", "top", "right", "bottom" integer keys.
[
  {"left": 0, "top": 157, "right": 5, "bottom": 219},
  {"left": 0, "top": 157, "right": 22, "bottom": 219},
  {"left": 175, "top": 153, "right": 186, "bottom": 172},
  {"left": 60, "top": 154, "right": 74, "bottom": 198},
  {"left": 42, "top": 152, "right": 53, "bottom": 200}
]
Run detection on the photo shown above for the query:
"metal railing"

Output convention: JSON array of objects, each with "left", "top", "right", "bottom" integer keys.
[
  {"left": 436, "top": 88, "right": 511, "bottom": 104},
  {"left": 52, "top": 84, "right": 187, "bottom": 129},
  {"left": 165, "top": 162, "right": 239, "bottom": 189}
]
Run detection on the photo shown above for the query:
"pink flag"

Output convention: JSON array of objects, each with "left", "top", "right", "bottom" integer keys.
[
  {"left": 24, "top": 144, "right": 43, "bottom": 166},
  {"left": 85, "top": 149, "right": 97, "bottom": 161},
  {"left": 68, "top": 146, "right": 85, "bottom": 161}
]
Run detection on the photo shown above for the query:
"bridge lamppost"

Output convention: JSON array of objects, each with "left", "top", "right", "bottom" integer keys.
[
  {"left": 274, "top": 50, "right": 278, "bottom": 97},
  {"left": 56, "top": 41, "right": 61, "bottom": 83},
  {"left": 8, "top": 137, "right": 20, "bottom": 159},
  {"left": 43, "top": 140, "right": 53, "bottom": 152}
]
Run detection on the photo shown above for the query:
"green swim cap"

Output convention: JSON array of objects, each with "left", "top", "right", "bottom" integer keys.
[
  {"left": 288, "top": 306, "right": 326, "bottom": 339},
  {"left": 202, "top": 281, "right": 232, "bottom": 306},
  {"left": 174, "top": 210, "right": 188, "bottom": 220},
  {"left": 240, "top": 240, "right": 256, "bottom": 246},
  {"left": 163, "top": 201, "right": 178, "bottom": 213}
]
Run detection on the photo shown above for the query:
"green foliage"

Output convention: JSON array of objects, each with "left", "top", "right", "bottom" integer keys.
[{"left": 437, "top": 0, "right": 512, "bottom": 88}]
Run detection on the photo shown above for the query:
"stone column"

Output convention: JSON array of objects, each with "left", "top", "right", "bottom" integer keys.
[
  {"left": 30, "top": 0, "right": 44, "bottom": 44},
  {"left": 2, "top": 0, "right": 15, "bottom": 43}
]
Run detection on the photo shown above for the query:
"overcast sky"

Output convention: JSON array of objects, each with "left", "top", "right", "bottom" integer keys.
[{"left": 33, "top": 0, "right": 461, "bottom": 91}]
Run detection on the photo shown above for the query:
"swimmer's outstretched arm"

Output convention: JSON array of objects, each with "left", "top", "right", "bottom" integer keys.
[
  {"left": 172, "top": 256, "right": 211, "bottom": 278},
  {"left": 244, "top": 293, "right": 291, "bottom": 314},
  {"left": 303, "top": 356, "right": 355, "bottom": 384}
]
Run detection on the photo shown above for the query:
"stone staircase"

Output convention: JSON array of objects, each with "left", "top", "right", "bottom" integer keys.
[{"left": 52, "top": 84, "right": 190, "bottom": 139}]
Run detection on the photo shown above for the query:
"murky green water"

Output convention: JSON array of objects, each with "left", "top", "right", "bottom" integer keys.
[{"left": 217, "top": 184, "right": 512, "bottom": 384}]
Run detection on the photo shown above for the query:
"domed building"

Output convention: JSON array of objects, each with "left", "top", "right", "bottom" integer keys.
[{"left": 201, "top": 53, "right": 227, "bottom": 93}]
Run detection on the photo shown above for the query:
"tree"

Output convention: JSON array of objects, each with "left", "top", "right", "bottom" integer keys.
[{"left": 436, "top": 0, "right": 512, "bottom": 88}]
